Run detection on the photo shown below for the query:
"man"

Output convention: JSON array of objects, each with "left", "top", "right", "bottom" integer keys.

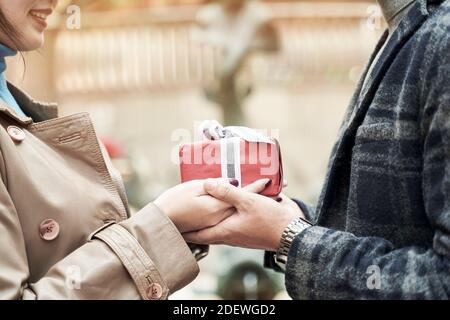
[{"left": 184, "top": 0, "right": 450, "bottom": 299}]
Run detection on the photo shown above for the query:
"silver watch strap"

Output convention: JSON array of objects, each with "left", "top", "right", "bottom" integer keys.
[{"left": 275, "top": 217, "right": 312, "bottom": 271}]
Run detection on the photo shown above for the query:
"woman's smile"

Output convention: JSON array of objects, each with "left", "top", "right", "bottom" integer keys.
[{"left": 28, "top": 8, "right": 52, "bottom": 31}]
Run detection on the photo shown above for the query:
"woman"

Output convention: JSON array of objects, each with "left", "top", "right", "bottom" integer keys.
[{"left": 0, "top": 0, "right": 271, "bottom": 299}]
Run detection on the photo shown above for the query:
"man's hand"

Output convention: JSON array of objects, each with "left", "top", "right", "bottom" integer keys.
[{"left": 183, "top": 179, "right": 304, "bottom": 251}]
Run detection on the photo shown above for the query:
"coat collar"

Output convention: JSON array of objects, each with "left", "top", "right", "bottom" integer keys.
[
  {"left": 0, "top": 82, "right": 58, "bottom": 126},
  {"left": 356, "top": 0, "right": 430, "bottom": 114},
  {"left": 342, "top": 0, "right": 444, "bottom": 130}
]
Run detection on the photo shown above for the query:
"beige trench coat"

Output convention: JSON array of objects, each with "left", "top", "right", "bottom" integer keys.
[{"left": 0, "top": 83, "right": 200, "bottom": 300}]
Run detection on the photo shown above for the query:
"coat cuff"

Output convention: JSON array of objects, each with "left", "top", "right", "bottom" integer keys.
[
  {"left": 120, "top": 203, "right": 200, "bottom": 294},
  {"left": 285, "top": 226, "right": 329, "bottom": 299},
  {"left": 92, "top": 203, "right": 199, "bottom": 299}
]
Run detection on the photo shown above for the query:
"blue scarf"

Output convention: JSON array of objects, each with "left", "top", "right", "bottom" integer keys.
[{"left": 0, "top": 43, "right": 26, "bottom": 118}]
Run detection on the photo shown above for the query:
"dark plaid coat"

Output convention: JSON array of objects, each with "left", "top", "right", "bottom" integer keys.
[{"left": 268, "top": 0, "right": 450, "bottom": 299}]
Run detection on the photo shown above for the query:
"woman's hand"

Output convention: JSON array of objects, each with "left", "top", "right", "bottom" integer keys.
[
  {"left": 154, "top": 178, "right": 271, "bottom": 234},
  {"left": 183, "top": 179, "right": 305, "bottom": 251}
]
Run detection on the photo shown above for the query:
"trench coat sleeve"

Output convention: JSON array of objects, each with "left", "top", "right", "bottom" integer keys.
[{"left": 0, "top": 174, "right": 199, "bottom": 299}]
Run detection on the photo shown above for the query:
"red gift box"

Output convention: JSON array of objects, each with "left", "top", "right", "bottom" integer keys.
[{"left": 179, "top": 137, "right": 283, "bottom": 196}]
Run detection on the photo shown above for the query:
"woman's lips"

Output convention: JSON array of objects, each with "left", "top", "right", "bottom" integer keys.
[{"left": 29, "top": 10, "right": 52, "bottom": 31}]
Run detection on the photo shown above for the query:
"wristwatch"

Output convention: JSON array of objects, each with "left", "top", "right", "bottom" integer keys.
[{"left": 275, "top": 217, "right": 312, "bottom": 271}]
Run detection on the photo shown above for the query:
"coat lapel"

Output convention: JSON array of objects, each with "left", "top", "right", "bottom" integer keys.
[
  {"left": 354, "top": 0, "right": 429, "bottom": 122},
  {"left": 315, "top": 0, "right": 431, "bottom": 225},
  {"left": 337, "top": 31, "right": 389, "bottom": 140}
]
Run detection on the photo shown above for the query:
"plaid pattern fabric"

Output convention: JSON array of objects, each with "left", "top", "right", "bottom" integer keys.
[{"left": 281, "top": 0, "right": 450, "bottom": 299}]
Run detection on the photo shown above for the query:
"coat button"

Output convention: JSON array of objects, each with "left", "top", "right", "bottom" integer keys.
[
  {"left": 7, "top": 126, "right": 26, "bottom": 143},
  {"left": 39, "top": 219, "right": 60, "bottom": 241},
  {"left": 146, "top": 283, "right": 163, "bottom": 300}
]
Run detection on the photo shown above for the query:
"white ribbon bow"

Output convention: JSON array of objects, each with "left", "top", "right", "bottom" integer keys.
[{"left": 198, "top": 120, "right": 274, "bottom": 144}]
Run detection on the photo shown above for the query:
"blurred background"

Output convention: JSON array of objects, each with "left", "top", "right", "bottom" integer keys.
[{"left": 6, "top": 0, "right": 385, "bottom": 299}]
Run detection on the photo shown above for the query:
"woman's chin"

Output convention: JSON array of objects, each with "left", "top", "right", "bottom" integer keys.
[{"left": 17, "top": 35, "right": 44, "bottom": 52}]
